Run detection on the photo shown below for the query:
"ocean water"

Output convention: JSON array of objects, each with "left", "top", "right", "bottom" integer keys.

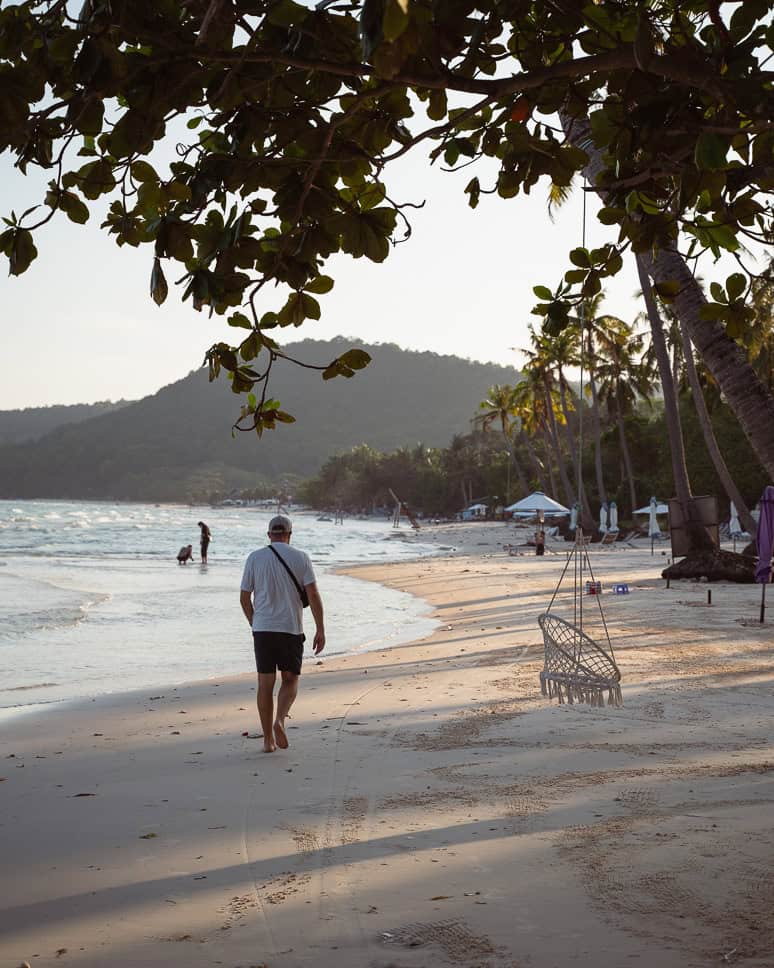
[{"left": 0, "top": 501, "right": 440, "bottom": 718}]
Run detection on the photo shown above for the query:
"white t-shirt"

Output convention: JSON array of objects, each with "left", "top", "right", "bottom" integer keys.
[{"left": 240, "top": 543, "right": 316, "bottom": 635}]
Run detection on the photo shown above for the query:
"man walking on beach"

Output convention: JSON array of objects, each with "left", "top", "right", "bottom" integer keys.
[{"left": 239, "top": 515, "right": 325, "bottom": 752}]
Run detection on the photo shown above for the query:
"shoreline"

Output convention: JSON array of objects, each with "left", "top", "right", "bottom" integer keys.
[{"left": 3, "top": 531, "right": 774, "bottom": 967}]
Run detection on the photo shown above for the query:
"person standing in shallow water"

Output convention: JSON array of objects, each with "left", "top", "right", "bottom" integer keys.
[
  {"left": 198, "top": 521, "right": 211, "bottom": 564},
  {"left": 239, "top": 515, "right": 325, "bottom": 753}
]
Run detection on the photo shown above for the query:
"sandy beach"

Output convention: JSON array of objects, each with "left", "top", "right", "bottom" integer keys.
[{"left": 2, "top": 522, "right": 773, "bottom": 968}]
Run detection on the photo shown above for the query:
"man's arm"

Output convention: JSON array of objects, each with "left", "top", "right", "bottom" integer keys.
[
  {"left": 305, "top": 582, "right": 325, "bottom": 655},
  {"left": 240, "top": 590, "right": 254, "bottom": 627}
]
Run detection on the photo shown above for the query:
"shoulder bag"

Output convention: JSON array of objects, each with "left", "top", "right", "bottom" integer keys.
[{"left": 268, "top": 545, "right": 310, "bottom": 608}]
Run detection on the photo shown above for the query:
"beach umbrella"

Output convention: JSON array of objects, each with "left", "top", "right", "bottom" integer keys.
[
  {"left": 505, "top": 491, "right": 571, "bottom": 515},
  {"left": 569, "top": 501, "right": 579, "bottom": 531},
  {"left": 647, "top": 496, "right": 661, "bottom": 555},
  {"left": 633, "top": 501, "right": 669, "bottom": 515},
  {"left": 609, "top": 501, "right": 619, "bottom": 532},
  {"left": 729, "top": 502, "right": 742, "bottom": 537},
  {"left": 598, "top": 502, "right": 608, "bottom": 534},
  {"left": 755, "top": 486, "right": 774, "bottom": 622},
  {"left": 648, "top": 497, "right": 661, "bottom": 537}
]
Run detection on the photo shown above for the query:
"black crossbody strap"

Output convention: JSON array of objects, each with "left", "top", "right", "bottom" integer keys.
[{"left": 268, "top": 544, "right": 305, "bottom": 602}]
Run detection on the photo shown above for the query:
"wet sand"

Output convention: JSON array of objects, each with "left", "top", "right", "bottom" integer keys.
[{"left": 2, "top": 522, "right": 772, "bottom": 967}]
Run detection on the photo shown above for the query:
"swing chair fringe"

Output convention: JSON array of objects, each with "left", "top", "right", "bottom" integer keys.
[{"left": 540, "top": 671, "right": 622, "bottom": 707}]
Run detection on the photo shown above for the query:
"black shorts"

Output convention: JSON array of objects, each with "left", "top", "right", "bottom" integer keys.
[{"left": 253, "top": 631, "right": 305, "bottom": 676}]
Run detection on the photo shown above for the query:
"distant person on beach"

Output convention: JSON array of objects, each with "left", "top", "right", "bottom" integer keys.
[
  {"left": 177, "top": 544, "right": 194, "bottom": 565},
  {"left": 535, "top": 530, "right": 546, "bottom": 556},
  {"left": 239, "top": 515, "right": 325, "bottom": 753},
  {"left": 198, "top": 521, "right": 212, "bottom": 563}
]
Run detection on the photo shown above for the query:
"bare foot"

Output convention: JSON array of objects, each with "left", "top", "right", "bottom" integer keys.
[
  {"left": 273, "top": 720, "right": 289, "bottom": 749},
  {"left": 263, "top": 740, "right": 276, "bottom": 753}
]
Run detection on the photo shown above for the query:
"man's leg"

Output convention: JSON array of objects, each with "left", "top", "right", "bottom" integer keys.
[
  {"left": 273, "top": 671, "right": 299, "bottom": 749},
  {"left": 257, "top": 672, "right": 277, "bottom": 753}
]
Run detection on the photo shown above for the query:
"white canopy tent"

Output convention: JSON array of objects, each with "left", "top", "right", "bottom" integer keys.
[{"left": 506, "top": 491, "right": 571, "bottom": 516}]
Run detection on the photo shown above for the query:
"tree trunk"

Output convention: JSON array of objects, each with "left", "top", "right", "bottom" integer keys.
[
  {"left": 615, "top": 400, "right": 637, "bottom": 515},
  {"left": 638, "top": 257, "right": 717, "bottom": 553},
  {"left": 520, "top": 428, "right": 548, "bottom": 492},
  {"left": 558, "top": 372, "right": 593, "bottom": 520},
  {"left": 544, "top": 384, "right": 575, "bottom": 507},
  {"left": 557, "top": 371, "right": 578, "bottom": 486},
  {"left": 642, "top": 245, "right": 774, "bottom": 477},
  {"left": 563, "top": 111, "right": 774, "bottom": 481},
  {"left": 541, "top": 428, "right": 559, "bottom": 498},
  {"left": 679, "top": 322, "right": 757, "bottom": 536},
  {"left": 500, "top": 420, "right": 528, "bottom": 493},
  {"left": 637, "top": 257, "right": 693, "bottom": 509},
  {"left": 587, "top": 343, "right": 607, "bottom": 506}
]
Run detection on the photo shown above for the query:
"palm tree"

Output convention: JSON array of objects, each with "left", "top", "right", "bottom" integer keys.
[
  {"left": 520, "top": 333, "right": 576, "bottom": 508},
  {"left": 637, "top": 258, "right": 695, "bottom": 516},
  {"left": 476, "top": 384, "right": 529, "bottom": 498},
  {"left": 581, "top": 306, "right": 632, "bottom": 509},
  {"left": 638, "top": 268, "right": 757, "bottom": 538},
  {"left": 563, "top": 110, "right": 774, "bottom": 484},
  {"left": 596, "top": 324, "right": 656, "bottom": 517},
  {"left": 510, "top": 375, "right": 550, "bottom": 492}
]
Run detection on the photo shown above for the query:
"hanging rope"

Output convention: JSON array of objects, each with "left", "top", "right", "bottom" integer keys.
[{"left": 537, "top": 177, "right": 622, "bottom": 706}]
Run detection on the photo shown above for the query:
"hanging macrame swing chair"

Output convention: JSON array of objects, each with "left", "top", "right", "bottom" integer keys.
[
  {"left": 536, "top": 182, "right": 622, "bottom": 707},
  {"left": 538, "top": 531, "right": 622, "bottom": 707}
]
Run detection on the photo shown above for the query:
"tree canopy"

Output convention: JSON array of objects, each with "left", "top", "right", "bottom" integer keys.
[{"left": 2, "top": 1, "right": 773, "bottom": 436}]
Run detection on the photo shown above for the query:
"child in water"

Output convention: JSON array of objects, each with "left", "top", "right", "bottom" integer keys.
[{"left": 177, "top": 544, "right": 194, "bottom": 565}]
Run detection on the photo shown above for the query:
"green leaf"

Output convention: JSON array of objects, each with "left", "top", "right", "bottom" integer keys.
[
  {"left": 427, "top": 89, "right": 447, "bottom": 121},
  {"left": 131, "top": 161, "right": 158, "bottom": 183},
  {"left": 464, "top": 176, "right": 480, "bottom": 209},
  {"left": 533, "top": 285, "right": 553, "bottom": 300},
  {"left": 78, "top": 159, "right": 116, "bottom": 200},
  {"left": 275, "top": 411, "right": 296, "bottom": 423},
  {"left": 278, "top": 291, "right": 318, "bottom": 326},
  {"left": 563, "top": 268, "right": 587, "bottom": 284},
  {"left": 569, "top": 247, "right": 591, "bottom": 268},
  {"left": 59, "top": 191, "right": 90, "bottom": 224},
  {"left": 383, "top": 0, "right": 409, "bottom": 43},
  {"left": 709, "top": 281, "right": 726, "bottom": 303},
  {"left": 337, "top": 348, "right": 371, "bottom": 370},
  {"left": 304, "top": 275, "right": 334, "bottom": 294},
  {"left": 228, "top": 311, "right": 252, "bottom": 329},
  {"left": 597, "top": 206, "right": 625, "bottom": 225},
  {"left": 149, "top": 257, "right": 168, "bottom": 306},
  {"left": 8, "top": 229, "right": 37, "bottom": 275},
  {"left": 694, "top": 133, "right": 728, "bottom": 171},
  {"left": 653, "top": 280, "right": 680, "bottom": 302},
  {"left": 725, "top": 272, "right": 746, "bottom": 301}
]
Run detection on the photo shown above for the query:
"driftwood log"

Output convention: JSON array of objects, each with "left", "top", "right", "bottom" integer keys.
[{"left": 662, "top": 549, "right": 758, "bottom": 583}]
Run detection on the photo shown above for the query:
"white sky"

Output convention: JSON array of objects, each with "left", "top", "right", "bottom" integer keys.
[{"left": 1, "top": 143, "right": 646, "bottom": 410}]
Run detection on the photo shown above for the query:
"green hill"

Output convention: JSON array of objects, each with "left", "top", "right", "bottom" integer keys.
[
  {"left": 0, "top": 338, "right": 519, "bottom": 502},
  {"left": 0, "top": 400, "right": 130, "bottom": 446}
]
